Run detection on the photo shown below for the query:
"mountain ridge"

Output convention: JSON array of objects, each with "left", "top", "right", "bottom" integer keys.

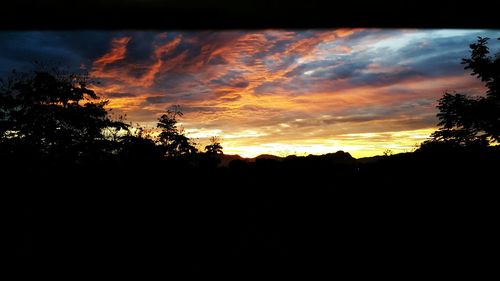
[{"left": 217, "top": 150, "right": 387, "bottom": 166}]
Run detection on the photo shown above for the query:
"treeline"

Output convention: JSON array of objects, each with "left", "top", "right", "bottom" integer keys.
[{"left": 0, "top": 66, "right": 227, "bottom": 180}]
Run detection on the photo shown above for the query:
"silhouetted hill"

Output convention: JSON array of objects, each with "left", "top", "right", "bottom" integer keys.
[
  {"left": 218, "top": 154, "right": 285, "bottom": 166},
  {"left": 218, "top": 154, "right": 248, "bottom": 166},
  {"left": 307, "top": 150, "right": 356, "bottom": 163},
  {"left": 254, "top": 154, "right": 284, "bottom": 161},
  {"left": 356, "top": 155, "right": 386, "bottom": 163},
  {"left": 221, "top": 150, "right": 367, "bottom": 166}
]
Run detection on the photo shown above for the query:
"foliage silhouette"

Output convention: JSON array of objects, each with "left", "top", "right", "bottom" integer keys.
[
  {"left": 205, "top": 136, "right": 223, "bottom": 155},
  {"left": 157, "top": 105, "right": 198, "bottom": 157},
  {"left": 118, "top": 126, "right": 163, "bottom": 165},
  {"left": 0, "top": 66, "right": 128, "bottom": 168},
  {"left": 425, "top": 37, "right": 500, "bottom": 147}
]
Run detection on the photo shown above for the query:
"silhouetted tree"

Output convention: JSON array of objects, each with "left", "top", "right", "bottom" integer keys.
[
  {"left": 425, "top": 37, "right": 500, "bottom": 147},
  {"left": 0, "top": 66, "right": 128, "bottom": 165},
  {"left": 429, "top": 93, "right": 489, "bottom": 146},
  {"left": 462, "top": 37, "right": 500, "bottom": 100},
  {"left": 205, "top": 136, "right": 223, "bottom": 155},
  {"left": 157, "top": 105, "right": 198, "bottom": 157},
  {"left": 383, "top": 148, "right": 394, "bottom": 157}
]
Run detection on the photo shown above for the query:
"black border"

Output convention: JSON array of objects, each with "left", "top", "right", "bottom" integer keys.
[{"left": 2, "top": 0, "right": 500, "bottom": 30}]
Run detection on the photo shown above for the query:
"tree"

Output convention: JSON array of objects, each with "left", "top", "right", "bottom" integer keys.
[
  {"left": 429, "top": 93, "right": 489, "bottom": 146},
  {"left": 204, "top": 136, "right": 223, "bottom": 155},
  {"left": 383, "top": 148, "right": 393, "bottom": 157},
  {"left": 0, "top": 66, "right": 128, "bottom": 165},
  {"left": 462, "top": 37, "right": 500, "bottom": 100},
  {"left": 157, "top": 105, "right": 198, "bottom": 157},
  {"left": 425, "top": 37, "right": 500, "bottom": 147}
]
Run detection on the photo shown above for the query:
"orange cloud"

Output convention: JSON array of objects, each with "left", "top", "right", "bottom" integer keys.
[
  {"left": 138, "top": 35, "right": 183, "bottom": 87},
  {"left": 92, "top": 37, "right": 131, "bottom": 71},
  {"left": 86, "top": 29, "right": 488, "bottom": 158},
  {"left": 90, "top": 34, "right": 190, "bottom": 93}
]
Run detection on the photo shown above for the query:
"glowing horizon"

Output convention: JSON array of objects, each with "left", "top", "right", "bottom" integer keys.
[{"left": 1, "top": 29, "right": 499, "bottom": 157}]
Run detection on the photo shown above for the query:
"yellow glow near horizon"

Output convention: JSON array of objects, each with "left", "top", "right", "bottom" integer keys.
[{"left": 190, "top": 128, "right": 436, "bottom": 158}]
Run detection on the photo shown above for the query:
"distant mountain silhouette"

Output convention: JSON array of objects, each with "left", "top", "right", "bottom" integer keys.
[
  {"left": 307, "top": 150, "right": 356, "bottom": 163},
  {"left": 254, "top": 154, "right": 284, "bottom": 161},
  {"left": 356, "top": 155, "right": 390, "bottom": 163},
  {"left": 218, "top": 154, "right": 248, "bottom": 166},
  {"left": 219, "top": 150, "right": 359, "bottom": 166}
]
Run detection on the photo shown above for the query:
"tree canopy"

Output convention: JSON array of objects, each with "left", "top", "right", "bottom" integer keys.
[
  {"left": 0, "top": 67, "right": 215, "bottom": 171},
  {"left": 157, "top": 105, "right": 199, "bottom": 157},
  {"left": 425, "top": 37, "right": 500, "bottom": 147},
  {"left": 205, "top": 136, "right": 223, "bottom": 155},
  {"left": 0, "top": 67, "right": 128, "bottom": 165}
]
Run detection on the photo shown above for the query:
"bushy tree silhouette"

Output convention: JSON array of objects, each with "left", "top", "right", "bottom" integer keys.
[
  {"left": 157, "top": 105, "right": 198, "bottom": 157},
  {"left": 205, "top": 136, "right": 223, "bottom": 155},
  {"left": 0, "top": 66, "right": 204, "bottom": 171},
  {"left": 0, "top": 66, "right": 128, "bottom": 166},
  {"left": 425, "top": 37, "right": 500, "bottom": 148}
]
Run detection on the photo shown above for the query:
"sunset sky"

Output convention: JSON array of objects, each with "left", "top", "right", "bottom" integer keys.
[{"left": 1, "top": 29, "right": 499, "bottom": 157}]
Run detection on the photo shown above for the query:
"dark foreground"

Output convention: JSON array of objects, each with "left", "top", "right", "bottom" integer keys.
[{"left": 8, "top": 146, "right": 499, "bottom": 275}]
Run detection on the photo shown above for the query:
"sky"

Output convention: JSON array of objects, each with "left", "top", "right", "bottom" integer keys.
[{"left": 1, "top": 29, "right": 499, "bottom": 158}]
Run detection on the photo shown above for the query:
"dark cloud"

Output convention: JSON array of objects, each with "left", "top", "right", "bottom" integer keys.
[
  {"left": 253, "top": 80, "right": 282, "bottom": 94},
  {"left": 316, "top": 61, "right": 370, "bottom": 80},
  {"left": 209, "top": 70, "right": 249, "bottom": 89},
  {"left": 0, "top": 32, "right": 119, "bottom": 75},
  {"left": 145, "top": 95, "right": 172, "bottom": 104},
  {"left": 126, "top": 65, "right": 152, "bottom": 79},
  {"left": 104, "top": 92, "right": 137, "bottom": 98},
  {"left": 234, "top": 81, "right": 249, "bottom": 88},
  {"left": 0, "top": 32, "right": 82, "bottom": 74},
  {"left": 350, "top": 69, "right": 423, "bottom": 87},
  {"left": 153, "top": 72, "right": 197, "bottom": 87},
  {"left": 120, "top": 32, "right": 158, "bottom": 63},
  {"left": 144, "top": 91, "right": 208, "bottom": 105},
  {"left": 181, "top": 106, "right": 226, "bottom": 113},
  {"left": 399, "top": 114, "right": 437, "bottom": 129},
  {"left": 207, "top": 55, "right": 227, "bottom": 65}
]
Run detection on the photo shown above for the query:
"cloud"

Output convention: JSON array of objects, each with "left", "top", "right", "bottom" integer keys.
[
  {"left": 104, "top": 92, "right": 137, "bottom": 98},
  {"left": 218, "top": 94, "right": 242, "bottom": 102},
  {"left": 209, "top": 70, "right": 250, "bottom": 89},
  {"left": 181, "top": 106, "right": 226, "bottom": 113},
  {"left": 144, "top": 95, "right": 173, "bottom": 104},
  {"left": 0, "top": 32, "right": 104, "bottom": 75},
  {"left": 0, "top": 29, "right": 497, "bottom": 157},
  {"left": 93, "top": 37, "right": 131, "bottom": 66}
]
